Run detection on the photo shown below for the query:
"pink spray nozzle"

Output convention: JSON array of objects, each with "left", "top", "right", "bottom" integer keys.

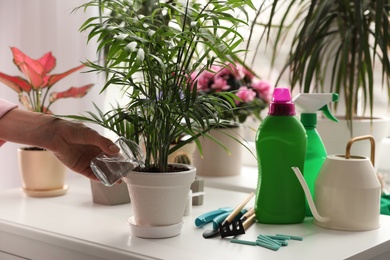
[
  {"left": 269, "top": 88, "right": 295, "bottom": 116},
  {"left": 272, "top": 88, "right": 292, "bottom": 102}
]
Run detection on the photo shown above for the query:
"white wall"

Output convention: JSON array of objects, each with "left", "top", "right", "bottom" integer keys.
[
  {"left": 0, "top": 0, "right": 105, "bottom": 189},
  {"left": 1, "top": 1, "right": 388, "bottom": 189}
]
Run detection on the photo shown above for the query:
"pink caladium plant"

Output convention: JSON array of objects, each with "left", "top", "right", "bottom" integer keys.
[
  {"left": 192, "top": 63, "right": 273, "bottom": 123},
  {"left": 0, "top": 47, "right": 94, "bottom": 113}
]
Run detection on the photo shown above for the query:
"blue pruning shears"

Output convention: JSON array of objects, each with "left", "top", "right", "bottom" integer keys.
[
  {"left": 195, "top": 207, "right": 233, "bottom": 227},
  {"left": 195, "top": 207, "right": 248, "bottom": 230}
]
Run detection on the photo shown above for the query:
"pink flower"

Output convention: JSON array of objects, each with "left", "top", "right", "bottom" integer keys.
[
  {"left": 211, "top": 76, "right": 230, "bottom": 92},
  {"left": 252, "top": 80, "right": 272, "bottom": 102},
  {"left": 215, "top": 63, "right": 239, "bottom": 78},
  {"left": 195, "top": 70, "right": 215, "bottom": 90},
  {"left": 235, "top": 86, "right": 256, "bottom": 104},
  {"left": 237, "top": 65, "right": 255, "bottom": 81},
  {"left": 191, "top": 62, "right": 272, "bottom": 123}
]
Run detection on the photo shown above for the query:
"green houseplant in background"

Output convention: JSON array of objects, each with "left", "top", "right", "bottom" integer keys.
[
  {"left": 256, "top": 0, "right": 390, "bottom": 160},
  {"left": 74, "top": 0, "right": 254, "bottom": 237},
  {"left": 262, "top": 0, "right": 390, "bottom": 122},
  {"left": 0, "top": 47, "right": 94, "bottom": 197}
]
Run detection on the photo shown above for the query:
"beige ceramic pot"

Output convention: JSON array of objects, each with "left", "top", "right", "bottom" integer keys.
[
  {"left": 193, "top": 127, "right": 243, "bottom": 176},
  {"left": 18, "top": 147, "right": 67, "bottom": 197},
  {"left": 123, "top": 164, "right": 196, "bottom": 238}
]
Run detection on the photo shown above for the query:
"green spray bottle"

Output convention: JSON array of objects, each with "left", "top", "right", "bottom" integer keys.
[
  {"left": 293, "top": 93, "right": 339, "bottom": 216},
  {"left": 255, "top": 88, "right": 307, "bottom": 224}
]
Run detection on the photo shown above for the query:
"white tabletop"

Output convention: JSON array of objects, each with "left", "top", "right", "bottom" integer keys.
[
  {"left": 0, "top": 175, "right": 390, "bottom": 260},
  {"left": 201, "top": 165, "right": 258, "bottom": 193}
]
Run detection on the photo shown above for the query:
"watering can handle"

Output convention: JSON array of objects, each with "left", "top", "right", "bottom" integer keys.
[{"left": 345, "top": 135, "right": 375, "bottom": 166}]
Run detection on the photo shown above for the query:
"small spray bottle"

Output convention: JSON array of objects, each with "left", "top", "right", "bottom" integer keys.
[{"left": 293, "top": 93, "right": 339, "bottom": 216}]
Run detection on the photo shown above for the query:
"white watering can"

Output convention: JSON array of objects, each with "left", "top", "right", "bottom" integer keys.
[{"left": 292, "top": 135, "right": 381, "bottom": 231}]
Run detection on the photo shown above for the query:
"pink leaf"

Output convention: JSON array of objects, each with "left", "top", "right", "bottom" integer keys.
[
  {"left": 38, "top": 51, "right": 56, "bottom": 74},
  {"left": 11, "top": 47, "right": 45, "bottom": 89},
  {"left": 19, "top": 94, "right": 33, "bottom": 111},
  {"left": 0, "top": 72, "right": 32, "bottom": 93},
  {"left": 50, "top": 83, "right": 94, "bottom": 102},
  {"left": 41, "top": 75, "right": 50, "bottom": 89},
  {"left": 47, "top": 64, "right": 85, "bottom": 87}
]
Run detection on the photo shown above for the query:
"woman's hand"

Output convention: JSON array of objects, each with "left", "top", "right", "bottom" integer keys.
[{"left": 0, "top": 108, "right": 119, "bottom": 179}]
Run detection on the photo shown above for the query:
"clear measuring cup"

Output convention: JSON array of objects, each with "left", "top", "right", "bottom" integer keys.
[{"left": 90, "top": 137, "right": 145, "bottom": 186}]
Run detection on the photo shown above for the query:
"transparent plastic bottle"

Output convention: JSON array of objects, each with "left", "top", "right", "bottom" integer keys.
[
  {"left": 90, "top": 137, "right": 145, "bottom": 186},
  {"left": 255, "top": 88, "right": 307, "bottom": 224}
]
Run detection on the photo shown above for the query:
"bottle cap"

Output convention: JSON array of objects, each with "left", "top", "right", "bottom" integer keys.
[
  {"left": 293, "top": 93, "right": 339, "bottom": 123},
  {"left": 268, "top": 88, "right": 295, "bottom": 116}
]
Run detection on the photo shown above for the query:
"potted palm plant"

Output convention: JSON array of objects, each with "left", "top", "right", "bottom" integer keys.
[
  {"left": 74, "top": 0, "right": 254, "bottom": 237},
  {"left": 0, "top": 47, "right": 93, "bottom": 197},
  {"left": 256, "top": 0, "right": 390, "bottom": 158}
]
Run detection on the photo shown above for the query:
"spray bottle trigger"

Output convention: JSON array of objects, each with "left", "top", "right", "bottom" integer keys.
[{"left": 319, "top": 105, "right": 339, "bottom": 122}]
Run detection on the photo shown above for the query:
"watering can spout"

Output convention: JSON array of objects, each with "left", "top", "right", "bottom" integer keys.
[{"left": 291, "top": 167, "right": 330, "bottom": 223}]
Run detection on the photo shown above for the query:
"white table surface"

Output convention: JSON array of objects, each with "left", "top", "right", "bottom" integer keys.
[
  {"left": 1, "top": 175, "right": 390, "bottom": 260},
  {"left": 201, "top": 165, "right": 258, "bottom": 193}
]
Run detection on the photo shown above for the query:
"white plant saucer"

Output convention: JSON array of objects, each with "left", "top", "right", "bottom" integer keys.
[
  {"left": 22, "top": 185, "right": 69, "bottom": 198},
  {"left": 128, "top": 216, "right": 183, "bottom": 239}
]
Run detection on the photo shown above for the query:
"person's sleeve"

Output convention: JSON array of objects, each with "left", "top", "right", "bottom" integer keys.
[{"left": 0, "top": 99, "right": 18, "bottom": 146}]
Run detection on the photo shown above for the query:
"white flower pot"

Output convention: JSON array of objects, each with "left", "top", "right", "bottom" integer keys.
[
  {"left": 193, "top": 127, "right": 243, "bottom": 176},
  {"left": 123, "top": 164, "right": 195, "bottom": 238},
  {"left": 18, "top": 147, "right": 67, "bottom": 197}
]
